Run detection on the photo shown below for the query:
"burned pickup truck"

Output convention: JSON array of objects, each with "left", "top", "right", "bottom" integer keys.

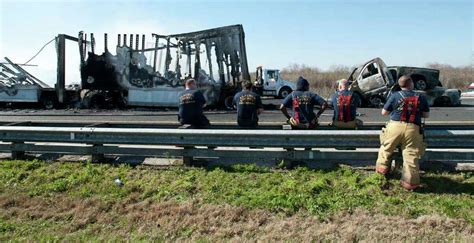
[
  {"left": 348, "top": 57, "right": 461, "bottom": 107},
  {"left": 388, "top": 66, "right": 442, "bottom": 91}
]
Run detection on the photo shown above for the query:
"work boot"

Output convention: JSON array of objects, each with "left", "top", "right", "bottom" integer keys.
[
  {"left": 375, "top": 165, "right": 390, "bottom": 177},
  {"left": 400, "top": 180, "right": 420, "bottom": 191}
]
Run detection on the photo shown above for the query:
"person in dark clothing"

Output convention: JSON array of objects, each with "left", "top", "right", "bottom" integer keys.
[
  {"left": 382, "top": 84, "right": 430, "bottom": 127},
  {"left": 233, "top": 81, "right": 263, "bottom": 127},
  {"left": 329, "top": 79, "right": 363, "bottom": 129},
  {"left": 178, "top": 79, "right": 210, "bottom": 128},
  {"left": 280, "top": 76, "right": 328, "bottom": 129}
]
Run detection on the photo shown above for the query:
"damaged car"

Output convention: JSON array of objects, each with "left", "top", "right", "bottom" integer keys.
[{"left": 348, "top": 57, "right": 461, "bottom": 107}]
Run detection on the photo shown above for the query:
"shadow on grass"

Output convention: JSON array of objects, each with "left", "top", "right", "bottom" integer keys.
[
  {"left": 417, "top": 175, "right": 474, "bottom": 195},
  {"left": 204, "top": 162, "right": 341, "bottom": 174},
  {"left": 205, "top": 164, "right": 272, "bottom": 173}
]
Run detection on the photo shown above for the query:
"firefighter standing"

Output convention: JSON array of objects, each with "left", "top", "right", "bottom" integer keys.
[
  {"left": 376, "top": 75, "right": 430, "bottom": 190},
  {"left": 280, "top": 77, "right": 328, "bottom": 129},
  {"left": 329, "top": 79, "right": 363, "bottom": 129},
  {"left": 178, "top": 79, "right": 210, "bottom": 128},
  {"left": 233, "top": 81, "right": 263, "bottom": 127}
]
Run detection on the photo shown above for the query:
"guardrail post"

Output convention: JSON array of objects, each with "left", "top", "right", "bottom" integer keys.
[
  {"left": 11, "top": 142, "right": 25, "bottom": 160},
  {"left": 182, "top": 146, "right": 194, "bottom": 166},
  {"left": 91, "top": 144, "right": 105, "bottom": 163},
  {"left": 281, "top": 148, "right": 298, "bottom": 168}
]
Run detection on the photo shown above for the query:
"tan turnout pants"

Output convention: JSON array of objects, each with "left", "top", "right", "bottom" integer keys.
[{"left": 376, "top": 121, "right": 426, "bottom": 188}]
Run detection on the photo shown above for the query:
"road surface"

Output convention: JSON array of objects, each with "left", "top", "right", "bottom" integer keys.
[{"left": 0, "top": 98, "right": 472, "bottom": 125}]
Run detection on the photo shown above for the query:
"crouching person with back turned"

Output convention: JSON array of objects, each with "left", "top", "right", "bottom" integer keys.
[
  {"left": 280, "top": 77, "right": 327, "bottom": 129},
  {"left": 233, "top": 80, "right": 263, "bottom": 128},
  {"left": 329, "top": 79, "right": 363, "bottom": 129},
  {"left": 178, "top": 79, "right": 210, "bottom": 128},
  {"left": 376, "top": 75, "right": 429, "bottom": 190}
]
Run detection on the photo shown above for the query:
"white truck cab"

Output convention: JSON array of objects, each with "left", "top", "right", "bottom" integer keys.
[{"left": 255, "top": 66, "right": 296, "bottom": 98}]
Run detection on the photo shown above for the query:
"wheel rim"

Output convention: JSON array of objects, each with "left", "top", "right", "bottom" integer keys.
[
  {"left": 43, "top": 100, "right": 54, "bottom": 109},
  {"left": 280, "top": 89, "right": 290, "bottom": 98},
  {"left": 370, "top": 97, "right": 382, "bottom": 107},
  {"left": 415, "top": 80, "right": 427, "bottom": 90}
]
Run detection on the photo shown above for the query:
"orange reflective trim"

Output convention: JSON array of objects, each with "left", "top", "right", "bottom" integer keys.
[
  {"left": 376, "top": 166, "right": 389, "bottom": 175},
  {"left": 337, "top": 92, "right": 352, "bottom": 122},
  {"left": 400, "top": 180, "right": 419, "bottom": 190},
  {"left": 292, "top": 95, "right": 300, "bottom": 124},
  {"left": 401, "top": 96, "right": 419, "bottom": 123}
]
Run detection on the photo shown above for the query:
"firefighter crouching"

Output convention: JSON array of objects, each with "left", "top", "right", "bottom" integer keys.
[
  {"left": 376, "top": 75, "right": 430, "bottom": 190},
  {"left": 329, "top": 79, "right": 363, "bottom": 129},
  {"left": 280, "top": 77, "right": 328, "bottom": 129},
  {"left": 233, "top": 81, "right": 264, "bottom": 127},
  {"left": 178, "top": 79, "right": 210, "bottom": 128}
]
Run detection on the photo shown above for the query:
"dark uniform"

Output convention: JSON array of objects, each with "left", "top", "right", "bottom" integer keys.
[
  {"left": 233, "top": 90, "right": 263, "bottom": 127},
  {"left": 178, "top": 89, "right": 210, "bottom": 127},
  {"left": 329, "top": 90, "right": 362, "bottom": 128},
  {"left": 376, "top": 90, "right": 430, "bottom": 189},
  {"left": 383, "top": 90, "right": 429, "bottom": 126},
  {"left": 282, "top": 91, "right": 326, "bottom": 128}
]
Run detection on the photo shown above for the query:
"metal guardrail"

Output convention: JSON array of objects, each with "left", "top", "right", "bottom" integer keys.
[
  {"left": 1, "top": 120, "right": 474, "bottom": 130},
  {"left": 0, "top": 126, "right": 472, "bottom": 168},
  {"left": 0, "top": 126, "right": 473, "bottom": 147}
]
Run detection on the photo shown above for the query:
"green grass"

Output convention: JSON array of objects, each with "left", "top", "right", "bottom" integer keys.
[{"left": 0, "top": 160, "right": 473, "bottom": 240}]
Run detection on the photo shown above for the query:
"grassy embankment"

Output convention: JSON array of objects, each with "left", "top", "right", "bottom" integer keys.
[{"left": 0, "top": 160, "right": 472, "bottom": 241}]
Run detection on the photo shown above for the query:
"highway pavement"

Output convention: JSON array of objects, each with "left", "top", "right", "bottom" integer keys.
[{"left": 0, "top": 98, "right": 472, "bottom": 126}]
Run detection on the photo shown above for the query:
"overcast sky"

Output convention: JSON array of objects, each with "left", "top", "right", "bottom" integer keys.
[{"left": 0, "top": 0, "right": 472, "bottom": 85}]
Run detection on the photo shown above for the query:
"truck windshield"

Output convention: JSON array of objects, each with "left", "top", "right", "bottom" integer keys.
[
  {"left": 268, "top": 71, "right": 276, "bottom": 79},
  {"left": 348, "top": 67, "right": 361, "bottom": 81},
  {"left": 382, "top": 66, "right": 395, "bottom": 86}
]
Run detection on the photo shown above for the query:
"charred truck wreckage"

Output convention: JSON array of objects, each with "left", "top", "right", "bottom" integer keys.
[
  {"left": 79, "top": 25, "right": 249, "bottom": 109},
  {"left": 0, "top": 25, "right": 251, "bottom": 109},
  {"left": 0, "top": 24, "right": 460, "bottom": 109}
]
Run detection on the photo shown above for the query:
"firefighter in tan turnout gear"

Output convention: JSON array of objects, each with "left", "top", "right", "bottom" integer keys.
[{"left": 376, "top": 75, "right": 430, "bottom": 190}]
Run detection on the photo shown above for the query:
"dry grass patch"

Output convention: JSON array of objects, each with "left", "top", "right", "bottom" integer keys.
[
  {"left": 278, "top": 63, "right": 472, "bottom": 98},
  {"left": 0, "top": 160, "right": 472, "bottom": 241},
  {"left": 1, "top": 194, "right": 472, "bottom": 241}
]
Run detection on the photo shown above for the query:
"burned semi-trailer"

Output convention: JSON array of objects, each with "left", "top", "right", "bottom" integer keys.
[
  {"left": 1, "top": 25, "right": 296, "bottom": 109},
  {"left": 0, "top": 57, "right": 56, "bottom": 108},
  {"left": 0, "top": 25, "right": 250, "bottom": 109},
  {"left": 79, "top": 25, "right": 250, "bottom": 109},
  {"left": 0, "top": 34, "right": 82, "bottom": 109}
]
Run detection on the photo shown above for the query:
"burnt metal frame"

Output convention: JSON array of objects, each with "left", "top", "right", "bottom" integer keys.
[{"left": 149, "top": 24, "right": 250, "bottom": 86}]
